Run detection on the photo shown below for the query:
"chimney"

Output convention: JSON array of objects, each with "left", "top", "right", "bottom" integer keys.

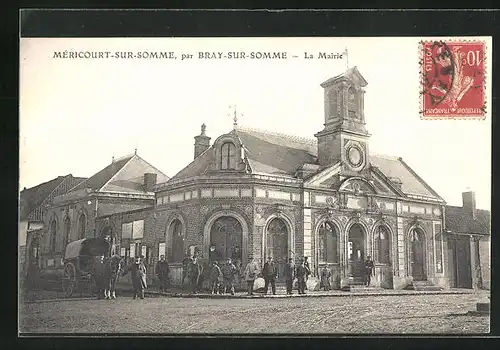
[
  {"left": 194, "top": 123, "right": 211, "bottom": 159},
  {"left": 462, "top": 191, "right": 476, "bottom": 219},
  {"left": 144, "top": 173, "right": 157, "bottom": 192}
]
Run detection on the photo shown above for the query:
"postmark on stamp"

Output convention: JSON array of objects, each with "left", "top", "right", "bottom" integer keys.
[{"left": 420, "top": 40, "right": 486, "bottom": 119}]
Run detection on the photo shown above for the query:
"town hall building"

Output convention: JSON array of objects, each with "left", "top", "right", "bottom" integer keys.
[{"left": 149, "top": 66, "right": 450, "bottom": 290}]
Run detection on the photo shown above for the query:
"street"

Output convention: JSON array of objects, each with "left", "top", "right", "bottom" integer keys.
[{"left": 20, "top": 291, "right": 489, "bottom": 334}]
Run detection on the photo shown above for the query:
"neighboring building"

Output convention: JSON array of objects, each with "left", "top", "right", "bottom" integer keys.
[
  {"left": 39, "top": 152, "right": 169, "bottom": 275},
  {"left": 20, "top": 175, "right": 87, "bottom": 280},
  {"left": 445, "top": 191, "right": 491, "bottom": 290},
  {"left": 144, "top": 66, "right": 450, "bottom": 290}
]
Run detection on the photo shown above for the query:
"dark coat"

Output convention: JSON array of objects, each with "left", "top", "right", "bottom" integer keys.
[
  {"left": 304, "top": 261, "right": 311, "bottom": 276},
  {"left": 284, "top": 262, "right": 295, "bottom": 280},
  {"left": 187, "top": 260, "right": 202, "bottom": 283},
  {"left": 210, "top": 264, "right": 223, "bottom": 282},
  {"left": 364, "top": 260, "right": 375, "bottom": 275},
  {"left": 93, "top": 259, "right": 108, "bottom": 288},
  {"left": 320, "top": 268, "right": 332, "bottom": 287},
  {"left": 123, "top": 262, "right": 147, "bottom": 290},
  {"left": 221, "top": 262, "right": 237, "bottom": 280},
  {"left": 295, "top": 265, "right": 308, "bottom": 280},
  {"left": 156, "top": 260, "right": 169, "bottom": 277},
  {"left": 262, "top": 261, "right": 278, "bottom": 279}
]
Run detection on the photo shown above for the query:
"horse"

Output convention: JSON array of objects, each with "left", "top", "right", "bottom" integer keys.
[{"left": 103, "top": 255, "right": 123, "bottom": 299}]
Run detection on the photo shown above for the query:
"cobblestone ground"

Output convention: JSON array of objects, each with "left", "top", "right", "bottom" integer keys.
[{"left": 20, "top": 292, "right": 489, "bottom": 334}]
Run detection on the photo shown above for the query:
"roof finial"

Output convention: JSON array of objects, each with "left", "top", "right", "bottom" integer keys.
[
  {"left": 345, "top": 46, "right": 349, "bottom": 70},
  {"left": 229, "top": 104, "right": 242, "bottom": 130},
  {"left": 134, "top": 143, "right": 137, "bottom": 155},
  {"left": 201, "top": 123, "right": 206, "bottom": 135},
  {"left": 112, "top": 153, "right": 115, "bottom": 163}
]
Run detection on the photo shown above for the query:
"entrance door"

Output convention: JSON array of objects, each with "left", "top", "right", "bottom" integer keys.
[
  {"left": 210, "top": 216, "right": 243, "bottom": 264},
  {"left": 348, "top": 224, "right": 365, "bottom": 280},
  {"left": 454, "top": 236, "right": 472, "bottom": 288},
  {"left": 410, "top": 229, "right": 425, "bottom": 281},
  {"left": 266, "top": 218, "right": 288, "bottom": 281}
]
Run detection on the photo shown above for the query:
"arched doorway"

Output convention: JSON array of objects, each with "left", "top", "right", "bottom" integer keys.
[
  {"left": 210, "top": 216, "right": 243, "bottom": 264},
  {"left": 266, "top": 218, "right": 288, "bottom": 280},
  {"left": 409, "top": 228, "right": 426, "bottom": 281},
  {"left": 169, "top": 219, "right": 184, "bottom": 263},
  {"left": 374, "top": 225, "right": 391, "bottom": 264},
  {"left": 348, "top": 223, "right": 366, "bottom": 280},
  {"left": 318, "top": 221, "right": 339, "bottom": 264}
]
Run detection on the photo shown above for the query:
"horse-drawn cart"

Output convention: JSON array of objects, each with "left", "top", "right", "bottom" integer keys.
[{"left": 61, "top": 238, "right": 111, "bottom": 297}]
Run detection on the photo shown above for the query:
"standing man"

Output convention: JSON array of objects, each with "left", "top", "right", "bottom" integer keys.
[
  {"left": 156, "top": 255, "right": 170, "bottom": 293},
  {"left": 122, "top": 256, "right": 148, "bottom": 299},
  {"left": 181, "top": 253, "right": 193, "bottom": 288},
  {"left": 364, "top": 255, "right": 375, "bottom": 287},
  {"left": 92, "top": 255, "right": 107, "bottom": 300},
  {"left": 295, "top": 258, "right": 308, "bottom": 295},
  {"left": 221, "top": 258, "right": 237, "bottom": 295},
  {"left": 262, "top": 256, "right": 278, "bottom": 295},
  {"left": 284, "top": 257, "right": 295, "bottom": 295},
  {"left": 244, "top": 256, "right": 259, "bottom": 296},
  {"left": 188, "top": 255, "right": 202, "bottom": 294},
  {"left": 320, "top": 265, "right": 332, "bottom": 291},
  {"left": 209, "top": 261, "right": 222, "bottom": 294}
]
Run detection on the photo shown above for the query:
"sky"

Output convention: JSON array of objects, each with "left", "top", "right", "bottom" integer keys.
[{"left": 19, "top": 37, "right": 491, "bottom": 210}]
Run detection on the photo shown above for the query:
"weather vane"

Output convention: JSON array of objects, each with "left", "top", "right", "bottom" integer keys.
[
  {"left": 229, "top": 104, "right": 243, "bottom": 129},
  {"left": 345, "top": 46, "right": 349, "bottom": 70}
]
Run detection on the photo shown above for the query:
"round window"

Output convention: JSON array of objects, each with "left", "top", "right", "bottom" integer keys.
[{"left": 347, "top": 146, "right": 363, "bottom": 167}]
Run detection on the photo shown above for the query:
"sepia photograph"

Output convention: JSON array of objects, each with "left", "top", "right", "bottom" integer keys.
[{"left": 19, "top": 35, "right": 491, "bottom": 334}]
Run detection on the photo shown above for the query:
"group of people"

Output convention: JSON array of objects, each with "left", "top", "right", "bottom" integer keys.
[
  {"left": 207, "top": 255, "right": 313, "bottom": 296},
  {"left": 96, "top": 253, "right": 376, "bottom": 299}
]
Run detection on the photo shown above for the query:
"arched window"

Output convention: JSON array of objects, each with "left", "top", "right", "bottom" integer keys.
[
  {"left": 266, "top": 218, "right": 288, "bottom": 277},
  {"left": 221, "top": 142, "right": 237, "bottom": 170},
  {"left": 78, "top": 214, "right": 86, "bottom": 239},
  {"left": 374, "top": 226, "right": 391, "bottom": 264},
  {"left": 49, "top": 220, "right": 57, "bottom": 252},
  {"left": 266, "top": 218, "right": 287, "bottom": 259},
  {"left": 318, "top": 222, "right": 338, "bottom": 263},
  {"left": 63, "top": 217, "right": 71, "bottom": 248},
  {"left": 348, "top": 86, "right": 358, "bottom": 119},
  {"left": 170, "top": 219, "right": 184, "bottom": 263}
]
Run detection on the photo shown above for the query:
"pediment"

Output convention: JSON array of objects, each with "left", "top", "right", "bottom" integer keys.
[
  {"left": 303, "top": 162, "right": 342, "bottom": 188},
  {"left": 338, "top": 177, "right": 377, "bottom": 195}
]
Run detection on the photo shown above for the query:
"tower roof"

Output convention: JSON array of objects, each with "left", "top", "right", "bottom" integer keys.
[{"left": 320, "top": 66, "right": 368, "bottom": 88}]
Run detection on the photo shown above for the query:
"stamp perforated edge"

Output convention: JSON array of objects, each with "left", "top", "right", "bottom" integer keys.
[{"left": 419, "top": 38, "right": 487, "bottom": 121}]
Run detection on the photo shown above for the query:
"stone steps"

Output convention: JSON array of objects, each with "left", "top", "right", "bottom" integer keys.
[{"left": 405, "top": 280, "right": 443, "bottom": 291}]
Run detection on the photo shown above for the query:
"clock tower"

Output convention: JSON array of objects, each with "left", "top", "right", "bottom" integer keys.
[{"left": 314, "top": 66, "right": 370, "bottom": 172}]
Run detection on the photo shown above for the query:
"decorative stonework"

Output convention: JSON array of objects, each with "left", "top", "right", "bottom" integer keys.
[
  {"left": 244, "top": 205, "right": 253, "bottom": 217},
  {"left": 200, "top": 205, "right": 209, "bottom": 216}
]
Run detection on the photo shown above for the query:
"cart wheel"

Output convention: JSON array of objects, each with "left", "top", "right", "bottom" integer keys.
[{"left": 62, "top": 263, "right": 77, "bottom": 297}]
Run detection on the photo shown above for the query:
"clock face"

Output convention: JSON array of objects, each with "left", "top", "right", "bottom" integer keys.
[{"left": 347, "top": 146, "right": 363, "bottom": 167}]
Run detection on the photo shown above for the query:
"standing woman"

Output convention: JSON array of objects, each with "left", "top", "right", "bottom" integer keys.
[
  {"left": 244, "top": 256, "right": 259, "bottom": 296},
  {"left": 122, "top": 256, "right": 148, "bottom": 299}
]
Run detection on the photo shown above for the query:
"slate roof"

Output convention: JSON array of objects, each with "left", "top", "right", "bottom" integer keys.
[
  {"left": 70, "top": 154, "right": 169, "bottom": 194},
  {"left": 70, "top": 155, "right": 134, "bottom": 192},
  {"left": 169, "top": 126, "right": 442, "bottom": 200},
  {"left": 445, "top": 206, "right": 490, "bottom": 235},
  {"left": 19, "top": 175, "right": 87, "bottom": 221},
  {"left": 237, "top": 127, "right": 317, "bottom": 176},
  {"left": 20, "top": 176, "right": 66, "bottom": 220}
]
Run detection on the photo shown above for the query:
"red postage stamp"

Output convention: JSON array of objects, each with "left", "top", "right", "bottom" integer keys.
[{"left": 420, "top": 40, "right": 486, "bottom": 119}]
